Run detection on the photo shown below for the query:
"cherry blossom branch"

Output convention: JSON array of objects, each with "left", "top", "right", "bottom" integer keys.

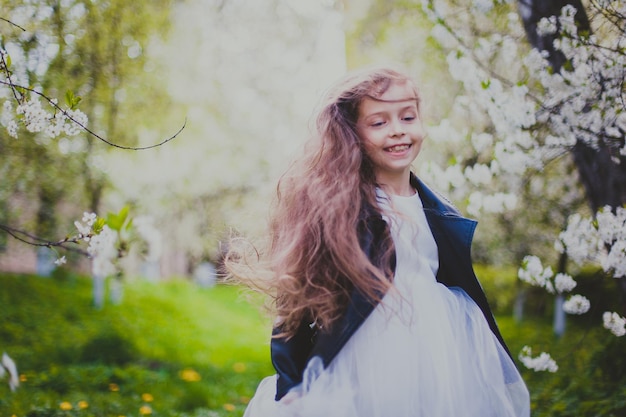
[
  {"left": 0, "top": 17, "right": 25, "bottom": 32},
  {"left": 0, "top": 79, "right": 186, "bottom": 150},
  {"left": 0, "top": 224, "right": 89, "bottom": 256},
  {"left": 425, "top": 3, "right": 547, "bottom": 106}
]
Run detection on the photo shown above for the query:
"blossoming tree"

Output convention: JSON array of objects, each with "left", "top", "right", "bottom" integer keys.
[
  {"left": 0, "top": 1, "right": 179, "bottom": 305},
  {"left": 420, "top": 0, "right": 626, "bottom": 367}
]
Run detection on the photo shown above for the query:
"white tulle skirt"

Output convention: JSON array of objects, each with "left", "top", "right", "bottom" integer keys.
[
  {"left": 245, "top": 191, "right": 529, "bottom": 416},
  {"left": 244, "top": 278, "right": 530, "bottom": 417}
]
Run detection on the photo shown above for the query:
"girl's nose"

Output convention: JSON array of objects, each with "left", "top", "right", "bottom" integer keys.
[{"left": 389, "top": 120, "right": 405, "bottom": 137}]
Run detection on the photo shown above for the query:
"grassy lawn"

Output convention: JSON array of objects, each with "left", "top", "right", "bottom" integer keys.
[
  {"left": 0, "top": 272, "right": 274, "bottom": 417},
  {"left": 1, "top": 270, "right": 625, "bottom": 416}
]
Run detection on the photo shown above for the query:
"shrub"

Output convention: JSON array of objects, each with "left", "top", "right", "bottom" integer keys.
[{"left": 79, "top": 330, "right": 139, "bottom": 365}]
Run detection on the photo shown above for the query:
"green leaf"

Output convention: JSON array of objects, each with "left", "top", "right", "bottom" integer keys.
[
  {"left": 106, "top": 206, "right": 130, "bottom": 231},
  {"left": 64, "top": 90, "right": 82, "bottom": 110},
  {"left": 481, "top": 79, "right": 491, "bottom": 89},
  {"left": 72, "top": 96, "right": 82, "bottom": 110},
  {"left": 6, "top": 54, "right": 11, "bottom": 68},
  {"left": 93, "top": 218, "right": 106, "bottom": 234},
  {"left": 118, "top": 206, "right": 129, "bottom": 224},
  {"left": 106, "top": 213, "right": 122, "bottom": 231},
  {"left": 65, "top": 90, "right": 74, "bottom": 108}
]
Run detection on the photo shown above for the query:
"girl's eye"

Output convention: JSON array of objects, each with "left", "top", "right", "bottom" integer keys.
[
  {"left": 402, "top": 116, "right": 416, "bottom": 122},
  {"left": 370, "top": 121, "right": 385, "bottom": 127}
]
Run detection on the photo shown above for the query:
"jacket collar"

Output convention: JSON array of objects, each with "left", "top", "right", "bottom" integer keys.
[{"left": 411, "top": 173, "right": 462, "bottom": 217}]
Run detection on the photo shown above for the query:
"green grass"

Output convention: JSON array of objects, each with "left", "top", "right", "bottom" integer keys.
[
  {"left": 1, "top": 269, "right": 625, "bottom": 416},
  {"left": 0, "top": 272, "right": 274, "bottom": 417}
]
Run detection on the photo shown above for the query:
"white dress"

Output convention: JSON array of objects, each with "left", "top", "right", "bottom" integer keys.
[{"left": 244, "top": 192, "right": 530, "bottom": 417}]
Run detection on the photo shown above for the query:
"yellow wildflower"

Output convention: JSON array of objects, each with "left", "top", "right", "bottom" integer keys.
[
  {"left": 139, "top": 405, "right": 152, "bottom": 415},
  {"left": 109, "top": 383, "right": 120, "bottom": 392},
  {"left": 59, "top": 401, "right": 72, "bottom": 411},
  {"left": 179, "top": 368, "right": 201, "bottom": 382},
  {"left": 19, "top": 374, "right": 27, "bottom": 382},
  {"left": 78, "top": 401, "right": 88, "bottom": 409},
  {"left": 141, "top": 393, "right": 154, "bottom": 402},
  {"left": 223, "top": 403, "right": 236, "bottom": 412},
  {"left": 232, "top": 362, "right": 246, "bottom": 373}
]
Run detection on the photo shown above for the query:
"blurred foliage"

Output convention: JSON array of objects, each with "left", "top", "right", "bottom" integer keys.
[{"left": 0, "top": 0, "right": 176, "bottom": 240}]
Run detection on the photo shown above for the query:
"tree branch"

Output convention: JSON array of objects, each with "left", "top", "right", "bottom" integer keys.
[
  {"left": 0, "top": 224, "right": 89, "bottom": 256},
  {"left": 0, "top": 17, "right": 26, "bottom": 32},
  {"left": 0, "top": 79, "right": 186, "bottom": 150}
]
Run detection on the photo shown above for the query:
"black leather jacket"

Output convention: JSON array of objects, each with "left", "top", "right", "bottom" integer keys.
[{"left": 270, "top": 175, "right": 510, "bottom": 401}]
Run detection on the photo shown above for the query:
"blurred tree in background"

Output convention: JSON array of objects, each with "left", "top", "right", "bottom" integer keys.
[{"left": 0, "top": 0, "right": 175, "bottom": 258}]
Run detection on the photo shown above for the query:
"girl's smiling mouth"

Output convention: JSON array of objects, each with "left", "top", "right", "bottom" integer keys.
[{"left": 385, "top": 144, "right": 411, "bottom": 153}]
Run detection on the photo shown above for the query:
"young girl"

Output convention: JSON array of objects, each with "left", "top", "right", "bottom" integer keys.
[{"left": 228, "top": 66, "right": 530, "bottom": 417}]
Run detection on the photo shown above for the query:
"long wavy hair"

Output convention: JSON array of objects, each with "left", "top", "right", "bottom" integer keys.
[{"left": 226, "top": 66, "right": 421, "bottom": 338}]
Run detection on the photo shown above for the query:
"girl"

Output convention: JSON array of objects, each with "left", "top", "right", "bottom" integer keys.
[{"left": 227, "top": 66, "right": 530, "bottom": 417}]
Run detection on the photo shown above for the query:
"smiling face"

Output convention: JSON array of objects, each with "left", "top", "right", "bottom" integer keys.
[{"left": 356, "top": 80, "right": 424, "bottom": 190}]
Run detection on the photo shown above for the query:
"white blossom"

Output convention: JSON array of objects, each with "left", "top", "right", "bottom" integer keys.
[
  {"left": 74, "top": 211, "right": 97, "bottom": 241},
  {"left": 63, "top": 108, "right": 88, "bottom": 135},
  {"left": 483, "top": 192, "right": 517, "bottom": 213},
  {"left": 74, "top": 220, "right": 91, "bottom": 239},
  {"left": 518, "top": 346, "right": 558, "bottom": 372},
  {"left": 470, "top": 132, "right": 493, "bottom": 152},
  {"left": 603, "top": 311, "right": 626, "bottom": 337},
  {"left": 54, "top": 256, "right": 67, "bottom": 266},
  {"left": 605, "top": 126, "right": 621, "bottom": 138},
  {"left": 426, "top": 119, "right": 464, "bottom": 144},
  {"left": 494, "top": 143, "right": 532, "bottom": 175},
  {"left": 471, "top": 0, "right": 494, "bottom": 13},
  {"left": 6, "top": 120, "right": 18, "bottom": 138},
  {"left": 9, "top": 97, "right": 88, "bottom": 139},
  {"left": 88, "top": 225, "right": 118, "bottom": 277},
  {"left": 557, "top": 214, "right": 600, "bottom": 265},
  {"left": 563, "top": 294, "right": 591, "bottom": 315},
  {"left": 558, "top": 4, "right": 580, "bottom": 37},
  {"left": 536, "top": 16, "right": 558, "bottom": 36},
  {"left": 464, "top": 164, "right": 492, "bottom": 185},
  {"left": 467, "top": 192, "right": 483, "bottom": 217},
  {"left": 554, "top": 273, "right": 577, "bottom": 293},
  {"left": 1, "top": 101, "right": 17, "bottom": 137},
  {"left": 499, "top": 36, "right": 518, "bottom": 65},
  {"left": 0, "top": 352, "right": 19, "bottom": 391},
  {"left": 430, "top": 24, "right": 457, "bottom": 49},
  {"left": 82, "top": 212, "right": 97, "bottom": 226},
  {"left": 603, "top": 240, "right": 626, "bottom": 278},
  {"left": 596, "top": 206, "right": 626, "bottom": 243},
  {"left": 443, "top": 164, "right": 466, "bottom": 189},
  {"left": 519, "top": 255, "right": 554, "bottom": 292}
]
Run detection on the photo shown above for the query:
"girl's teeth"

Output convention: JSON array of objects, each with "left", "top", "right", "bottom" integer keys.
[{"left": 387, "top": 145, "right": 408, "bottom": 152}]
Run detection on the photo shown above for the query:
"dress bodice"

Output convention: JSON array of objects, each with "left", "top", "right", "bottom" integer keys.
[{"left": 377, "top": 190, "right": 439, "bottom": 288}]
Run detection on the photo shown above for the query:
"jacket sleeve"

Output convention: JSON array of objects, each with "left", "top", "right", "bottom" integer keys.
[{"left": 270, "top": 320, "right": 317, "bottom": 401}]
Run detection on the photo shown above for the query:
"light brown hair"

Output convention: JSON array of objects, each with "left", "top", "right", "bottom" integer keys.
[{"left": 226, "top": 66, "right": 421, "bottom": 338}]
